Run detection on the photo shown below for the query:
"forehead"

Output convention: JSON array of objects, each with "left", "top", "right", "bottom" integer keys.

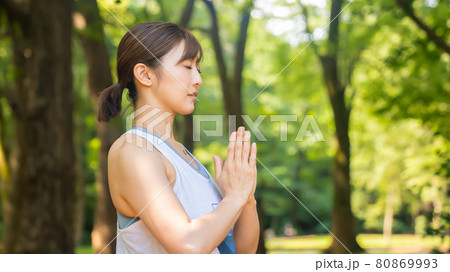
[
  {"left": 166, "top": 41, "right": 185, "bottom": 60},
  {"left": 162, "top": 41, "right": 199, "bottom": 64}
]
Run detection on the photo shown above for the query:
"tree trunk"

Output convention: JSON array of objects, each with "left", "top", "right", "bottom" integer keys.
[
  {"left": 255, "top": 195, "right": 266, "bottom": 254},
  {"left": 182, "top": 114, "right": 194, "bottom": 151},
  {"left": 76, "top": 0, "right": 123, "bottom": 254},
  {"left": 202, "top": 0, "right": 250, "bottom": 127},
  {"left": 0, "top": 135, "right": 12, "bottom": 252},
  {"left": 1, "top": 0, "right": 76, "bottom": 253},
  {"left": 91, "top": 121, "right": 122, "bottom": 253},
  {"left": 253, "top": 177, "right": 267, "bottom": 254},
  {"left": 319, "top": 0, "right": 362, "bottom": 254},
  {"left": 383, "top": 189, "right": 394, "bottom": 241},
  {"left": 291, "top": 148, "right": 303, "bottom": 232}
]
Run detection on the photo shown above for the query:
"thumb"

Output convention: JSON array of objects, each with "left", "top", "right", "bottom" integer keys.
[{"left": 213, "top": 156, "right": 223, "bottom": 181}]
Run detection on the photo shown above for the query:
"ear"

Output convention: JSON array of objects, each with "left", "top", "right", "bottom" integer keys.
[{"left": 133, "top": 63, "right": 154, "bottom": 87}]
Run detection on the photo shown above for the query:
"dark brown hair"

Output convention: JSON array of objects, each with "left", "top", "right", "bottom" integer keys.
[{"left": 97, "top": 22, "right": 203, "bottom": 122}]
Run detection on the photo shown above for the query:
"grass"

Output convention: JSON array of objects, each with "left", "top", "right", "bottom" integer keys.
[
  {"left": 266, "top": 234, "right": 450, "bottom": 254},
  {"left": 75, "top": 245, "right": 95, "bottom": 254}
]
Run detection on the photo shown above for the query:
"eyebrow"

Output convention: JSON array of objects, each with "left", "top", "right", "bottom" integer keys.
[
  {"left": 177, "top": 58, "right": 194, "bottom": 64},
  {"left": 177, "top": 58, "right": 200, "bottom": 65}
]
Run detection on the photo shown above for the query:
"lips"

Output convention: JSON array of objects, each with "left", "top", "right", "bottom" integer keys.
[{"left": 187, "top": 92, "right": 198, "bottom": 97}]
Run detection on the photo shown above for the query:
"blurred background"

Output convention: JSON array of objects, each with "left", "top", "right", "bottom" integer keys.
[{"left": 0, "top": 0, "right": 448, "bottom": 254}]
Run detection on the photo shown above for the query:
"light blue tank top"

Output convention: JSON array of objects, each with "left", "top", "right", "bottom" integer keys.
[{"left": 116, "top": 127, "right": 236, "bottom": 254}]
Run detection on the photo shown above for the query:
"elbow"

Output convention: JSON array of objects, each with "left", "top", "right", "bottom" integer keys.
[
  {"left": 180, "top": 239, "right": 212, "bottom": 254},
  {"left": 162, "top": 226, "right": 211, "bottom": 253},
  {"left": 166, "top": 238, "right": 208, "bottom": 254}
]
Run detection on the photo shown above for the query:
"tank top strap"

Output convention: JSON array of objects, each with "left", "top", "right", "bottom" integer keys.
[{"left": 125, "top": 127, "right": 181, "bottom": 162}]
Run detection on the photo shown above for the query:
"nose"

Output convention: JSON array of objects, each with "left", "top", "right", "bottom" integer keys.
[{"left": 193, "top": 70, "right": 202, "bottom": 87}]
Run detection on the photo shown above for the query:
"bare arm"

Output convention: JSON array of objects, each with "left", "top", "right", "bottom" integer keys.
[{"left": 233, "top": 198, "right": 259, "bottom": 253}]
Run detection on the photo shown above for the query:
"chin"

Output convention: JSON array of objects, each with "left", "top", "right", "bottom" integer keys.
[{"left": 178, "top": 105, "right": 195, "bottom": 115}]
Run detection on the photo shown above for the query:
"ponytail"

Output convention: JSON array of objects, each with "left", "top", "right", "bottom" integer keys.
[{"left": 97, "top": 83, "right": 125, "bottom": 122}]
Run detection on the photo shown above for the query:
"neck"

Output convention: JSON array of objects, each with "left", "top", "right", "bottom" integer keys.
[{"left": 132, "top": 101, "right": 176, "bottom": 141}]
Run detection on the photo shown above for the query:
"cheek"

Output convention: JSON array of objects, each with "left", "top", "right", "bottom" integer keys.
[
  {"left": 157, "top": 68, "right": 195, "bottom": 111},
  {"left": 162, "top": 69, "right": 190, "bottom": 89},
  {"left": 173, "top": 66, "right": 193, "bottom": 82}
]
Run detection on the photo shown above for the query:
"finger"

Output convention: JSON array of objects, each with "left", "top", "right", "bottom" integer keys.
[
  {"left": 234, "top": 126, "right": 244, "bottom": 164},
  {"left": 227, "top": 131, "right": 236, "bottom": 162},
  {"left": 242, "top": 131, "right": 251, "bottom": 164},
  {"left": 249, "top": 142, "right": 257, "bottom": 168},
  {"left": 213, "top": 156, "right": 224, "bottom": 181}
]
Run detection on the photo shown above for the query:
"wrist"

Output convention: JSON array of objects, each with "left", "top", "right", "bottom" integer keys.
[
  {"left": 245, "top": 197, "right": 257, "bottom": 207},
  {"left": 224, "top": 193, "right": 248, "bottom": 207}
]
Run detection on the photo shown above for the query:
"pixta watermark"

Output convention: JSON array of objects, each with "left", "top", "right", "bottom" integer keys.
[
  {"left": 192, "top": 114, "right": 324, "bottom": 142},
  {"left": 125, "top": 105, "right": 325, "bottom": 150}
]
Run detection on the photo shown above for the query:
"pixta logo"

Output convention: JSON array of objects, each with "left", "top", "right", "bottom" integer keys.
[
  {"left": 193, "top": 114, "right": 324, "bottom": 142},
  {"left": 125, "top": 104, "right": 325, "bottom": 150}
]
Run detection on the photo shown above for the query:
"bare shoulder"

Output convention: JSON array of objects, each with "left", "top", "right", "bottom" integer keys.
[
  {"left": 108, "top": 133, "right": 165, "bottom": 178},
  {"left": 108, "top": 133, "right": 171, "bottom": 216}
]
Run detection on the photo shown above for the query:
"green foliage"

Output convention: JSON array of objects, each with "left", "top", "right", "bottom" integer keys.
[
  {"left": 0, "top": 0, "right": 448, "bottom": 250},
  {"left": 349, "top": 0, "right": 449, "bottom": 241}
]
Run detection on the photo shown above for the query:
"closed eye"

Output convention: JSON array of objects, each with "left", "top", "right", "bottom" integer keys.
[{"left": 185, "top": 66, "right": 202, "bottom": 74}]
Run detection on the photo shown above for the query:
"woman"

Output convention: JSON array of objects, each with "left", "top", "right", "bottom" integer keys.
[{"left": 97, "top": 22, "right": 259, "bottom": 254}]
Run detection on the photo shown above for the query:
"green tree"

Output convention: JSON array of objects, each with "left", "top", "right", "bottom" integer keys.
[{"left": 0, "top": 0, "right": 76, "bottom": 253}]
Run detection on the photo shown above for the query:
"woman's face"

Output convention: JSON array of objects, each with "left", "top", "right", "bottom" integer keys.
[{"left": 154, "top": 41, "right": 202, "bottom": 115}]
